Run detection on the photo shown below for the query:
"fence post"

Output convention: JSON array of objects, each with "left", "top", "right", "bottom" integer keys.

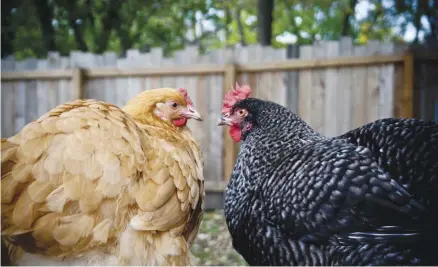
[
  {"left": 402, "top": 52, "right": 414, "bottom": 118},
  {"left": 72, "top": 68, "right": 85, "bottom": 100},
  {"left": 222, "top": 63, "right": 238, "bottom": 182}
]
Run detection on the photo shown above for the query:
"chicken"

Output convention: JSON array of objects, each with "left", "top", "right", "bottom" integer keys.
[
  {"left": 216, "top": 84, "right": 438, "bottom": 265},
  {"left": 1, "top": 87, "right": 205, "bottom": 266}
]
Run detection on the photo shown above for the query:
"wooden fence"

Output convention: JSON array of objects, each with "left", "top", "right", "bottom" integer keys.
[
  {"left": 1, "top": 37, "right": 415, "bottom": 208},
  {"left": 410, "top": 44, "right": 438, "bottom": 122}
]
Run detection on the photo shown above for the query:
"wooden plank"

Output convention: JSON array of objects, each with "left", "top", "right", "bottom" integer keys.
[
  {"left": 36, "top": 60, "right": 49, "bottom": 117},
  {"left": 137, "top": 51, "right": 152, "bottom": 94},
  {"left": 115, "top": 58, "right": 129, "bottom": 107},
  {"left": 103, "top": 52, "right": 118, "bottom": 104},
  {"left": 246, "top": 45, "right": 265, "bottom": 98},
  {"left": 70, "top": 51, "right": 85, "bottom": 101},
  {"left": 161, "top": 58, "right": 176, "bottom": 88},
  {"left": 184, "top": 46, "right": 204, "bottom": 156},
  {"left": 352, "top": 45, "right": 368, "bottom": 127},
  {"left": 71, "top": 68, "right": 85, "bottom": 100},
  {"left": 338, "top": 37, "right": 354, "bottom": 133},
  {"left": 1, "top": 70, "right": 72, "bottom": 80},
  {"left": 196, "top": 55, "right": 211, "bottom": 182},
  {"left": 126, "top": 49, "right": 144, "bottom": 100},
  {"left": 126, "top": 49, "right": 146, "bottom": 101},
  {"left": 150, "top": 48, "right": 163, "bottom": 89},
  {"left": 323, "top": 41, "right": 340, "bottom": 137},
  {"left": 25, "top": 58, "right": 38, "bottom": 122},
  {"left": 378, "top": 42, "right": 395, "bottom": 118},
  {"left": 401, "top": 52, "right": 414, "bottom": 118},
  {"left": 237, "top": 54, "right": 404, "bottom": 72},
  {"left": 85, "top": 64, "right": 224, "bottom": 78},
  {"left": 14, "top": 60, "right": 27, "bottom": 133},
  {"left": 1, "top": 57, "right": 16, "bottom": 137},
  {"left": 285, "top": 45, "right": 299, "bottom": 113},
  {"left": 222, "top": 63, "right": 237, "bottom": 182},
  {"left": 213, "top": 50, "right": 227, "bottom": 184},
  {"left": 365, "top": 40, "right": 380, "bottom": 123},
  {"left": 88, "top": 54, "right": 105, "bottom": 101},
  {"left": 393, "top": 63, "right": 404, "bottom": 118},
  {"left": 416, "top": 61, "right": 438, "bottom": 121},
  {"left": 46, "top": 52, "right": 60, "bottom": 116},
  {"left": 298, "top": 45, "right": 313, "bottom": 124},
  {"left": 207, "top": 49, "right": 225, "bottom": 184},
  {"left": 271, "top": 48, "right": 287, "bottom": 108},
  {"left": 83, "top": 53, "right": 100, "bottom": 101},
  {"left": 1, "top": 54, "right": 405, "bottom": 81},
  {"left": 310, "top": 40, "right": 326, "bottom": 133},
  {"left": 235, "top": 46, "right": 249, "bottom": 84},
  {"left": 253, "top": 45, "right": 270, "bottom": 101},
  {"left": 58, "top": 57, "right": 72, "bottom": 104}
]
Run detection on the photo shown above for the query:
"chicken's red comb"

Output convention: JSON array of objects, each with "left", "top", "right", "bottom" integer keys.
[
  {"left": 177, "top": 88, "right": 193, "bottom": 106},
  {"left": 221, "top": 83, "right": 252, "bottom": 114}
]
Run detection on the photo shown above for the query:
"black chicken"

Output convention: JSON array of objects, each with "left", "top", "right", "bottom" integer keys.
[{"left": 217, "top": 89, "right": 438, "bottom": 265}]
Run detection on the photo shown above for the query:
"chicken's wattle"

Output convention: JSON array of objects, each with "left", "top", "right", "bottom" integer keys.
[
  {"left": 173, "top": 117, "right": 188, "bottom": 127},
  {"left": 229, "top": 125, "right": 241, "bottom": 142}
]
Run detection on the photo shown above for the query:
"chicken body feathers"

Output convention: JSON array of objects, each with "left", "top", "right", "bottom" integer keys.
[
  {"left": 224, "top": 99, "right": 437, "bottom": 266},
  {"left": 338, "top": 118, "right": 438, "bottom": 209},
  {"left": 1, "top": 99, "right": 204, "bottom": 265}
]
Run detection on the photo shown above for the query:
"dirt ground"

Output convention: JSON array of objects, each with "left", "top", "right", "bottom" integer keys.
[{"left": 190, "top": 210, "right": 248, "bottom": 266}]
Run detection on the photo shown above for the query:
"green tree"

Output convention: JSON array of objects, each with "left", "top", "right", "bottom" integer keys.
[{"left": 2, "top": 0, "right": 437, "bottom": 59}]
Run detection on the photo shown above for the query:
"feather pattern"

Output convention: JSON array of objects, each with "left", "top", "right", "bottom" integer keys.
[
  {"left": 1, "top": 88, "right": 204, "bottom": 266},
  {"left": 223, "top": 98, "right": 438, "bottom": 266}
]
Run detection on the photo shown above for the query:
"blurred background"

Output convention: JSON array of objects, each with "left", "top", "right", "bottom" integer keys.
[
  {"left": 2, "top": 0, "right": 438, "bottom": 57},
  {"left": 1, "top": 0, "right": 438, "bottom": 265}
]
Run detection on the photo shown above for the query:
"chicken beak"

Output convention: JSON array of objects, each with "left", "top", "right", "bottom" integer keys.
[
  {"left": 217, "top": 115, "right": 233, "bottom": 126},
  {"left": 183, "top": 105, "right": 203, "bottom": 121}
]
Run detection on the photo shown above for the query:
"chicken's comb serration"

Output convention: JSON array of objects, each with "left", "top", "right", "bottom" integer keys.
[
  {"left": 221, "top": 82, "right": 252, "bottom": 114},
  {"left": 177, "top": 88, "right": 193, "bottom": 106}
]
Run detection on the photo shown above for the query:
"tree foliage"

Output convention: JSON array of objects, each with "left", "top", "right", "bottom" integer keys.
[{"left": 1, "top": 0, "right": 437, "bottom": 59}]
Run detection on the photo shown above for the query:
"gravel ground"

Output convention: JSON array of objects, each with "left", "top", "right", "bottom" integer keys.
[{"left": 190, "top": 210, "right": 248, "bottom": 266}]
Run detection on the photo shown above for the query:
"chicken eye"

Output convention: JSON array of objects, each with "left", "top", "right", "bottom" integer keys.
[
  {"left": 238, "top": 109, "right": 246, "bottom": 116},
  {"left": 171, "top": 102, "right": 178, "bottom": 108}
]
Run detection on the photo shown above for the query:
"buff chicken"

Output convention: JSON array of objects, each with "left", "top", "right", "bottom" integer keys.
[{"left": 1, "top": 87, "right": 205, "bottom": 266}]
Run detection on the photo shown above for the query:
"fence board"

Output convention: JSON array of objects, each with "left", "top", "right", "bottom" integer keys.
[
  {"left": 310, "top": 41, "right": 326, "bottom": 133},
  {"left": 150, "top": 48, "right": 163, "bottom": 89},
  {"left": 352, "top": 45, "right": 368, "bottom": 127},
  {"left": 36, "top": 60, "right": 49, "bottom": 117},
  {"left": 298, "top": 45, "right": 313, "bottom": 124},
  {"left": 58, "top": 57, "right": 71, "bottom": 104},
  {"left": 210, "top": 49, "right": 226, "bottom": 182},
  {"left": 378, "top": 42, "right": 395, "bottom": 118},
  {"left": 25, "top": 58, "right": 38, "bottom": 123},
  {"left": 235, "top": 46, "right": 249, "bottom": 85},
  {"left": 47, "top": 54, "right": 60, "bottom": 113},
  {"left": 286, "top": 45, "right": 299, "bottom": 113},
  {"left": 103, "top": 52, "right": 118, "bottom": 104},
  {"left": 365, "top": 40, "right": 381, "bottom": 123},
  {"left": 338, "top": 37, "right": 353, "bottom": 133},
  {"left": 270, "top": 47, "right": 287, "bottom": 108},
  {"left": 115, "top": 57, "right": 128, "bottom": 107},
  {"left": 1, "top": 57, "right": 16, "bottom": 138},
  {"left": 257, "top": 45, "right": 272, "bottom": 101},
  {"left": 324, "top": 41, "right": 340, "bottom": 137},
  {"left": 14, "top": 61, "right": 27, "bottom": 133}
]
